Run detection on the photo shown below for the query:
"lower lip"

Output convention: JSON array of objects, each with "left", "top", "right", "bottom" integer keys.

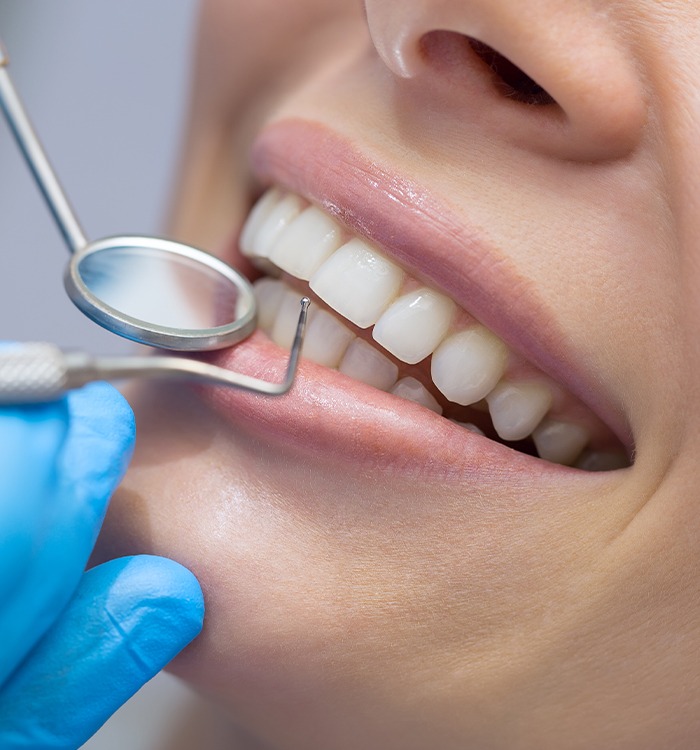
[{"left": 199, "top": 330, "right": 584, "bottom": 482}]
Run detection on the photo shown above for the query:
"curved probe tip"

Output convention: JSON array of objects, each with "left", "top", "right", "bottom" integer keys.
[{"left": 280, "top": 297, "right": 311, "bottom": 391}]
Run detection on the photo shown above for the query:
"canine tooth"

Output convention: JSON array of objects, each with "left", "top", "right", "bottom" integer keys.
[
  {"left": 253, "top": 278, "right": 286, "bottom": 333},
  {"left": 533, "top": 420, "right": 589, "bottom": 465},
  {"left": 244, "top": 192, "right": 305, "bottom": 263},
  {"left": 270, "top": 290, "right": 305, "bottom": 350},
  {"left": 339, "top": 339, "right": 399, "bottom": 391},
  {"left": 310, "top": 239, "right": 404, "bottom": 328},
  {"left": 373, "top": 288, "right": 455, "bottom": 364},
  {"left": 431, "top": 326, "right": 508, "bottom": 406},
  {"left": 575, "top": 450, "right": 629, "bottom": 472},
  {"left": 390, "top": 377, "right": 443, "bottom": 414},
  {"left": 302, "top": 309, "right": 355, "bottom": 367},
  {"left": 486, "top": 381, "right": 552, "bottom": 442},
  {"left": 239, "top": 189, "right": 282, "bottom": 257},
  {"left": 269, "top": 206, "right": 343, "bottom": 280}
]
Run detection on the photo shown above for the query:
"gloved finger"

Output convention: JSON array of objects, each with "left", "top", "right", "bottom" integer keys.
[
  {"left": 59, "top": 381, "right": 135, "bottom": 524},
  {"left": 0, "top": 555, "right": 205, "bottom": 750},
  {"left": 0, "top": 400, "right": 69, "bottom": 684},
  {"left": 0, "top": 399, "right": 68, "bottom": 570},
  {"left": 0, "top": 384, "right": 135, "bottom": 687}
]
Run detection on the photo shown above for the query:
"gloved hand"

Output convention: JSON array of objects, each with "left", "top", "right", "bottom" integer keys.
[{"left": 0, "top": 381, "right": 205, "bottom": 749}]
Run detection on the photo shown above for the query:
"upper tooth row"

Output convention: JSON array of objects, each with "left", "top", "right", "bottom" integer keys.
[
  {"left": 241, "top": 188, "right": 592, "bottom": 465},
  {"left": 241, "top": 189, "right": 513, "bottom": 401},
  {"left": 257, "top": 277, "right": 602, "bottom": 467}
]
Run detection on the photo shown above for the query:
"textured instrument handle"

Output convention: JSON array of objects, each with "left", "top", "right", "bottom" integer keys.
[{"left": 0, "top": 343, "right": 69, "bottom": 403}]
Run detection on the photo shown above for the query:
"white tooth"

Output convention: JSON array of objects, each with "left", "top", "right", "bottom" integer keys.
[
  {"left": 450, "top": 420, "right": 486, "bottom": 436},
  {"left": 532, "top": 420, "right": 589, "bottom": 465},
  {"left": 239, "top": 189, "right": 283, "bottom": 257},
  {"left": 390, "top": 377, "right": 442, "bottom": 414},
  {"left": 302, "top": 309, "right": 355, "bottom": 368},
  {"left": 270, "top": 290, "right": 305, "bottom": 350},
  {"left": 575, "top": 451, "right": 628, "bottom": 472},
  {"left": 430, "top": 326, "right": 509, "bottom": 406},
  {"left": 270, "top": 206, "right": 344, "bottom": 281},
  {"left": 372, "top": 288, "right": 455, "bottom": 364},
  {"left": 310, "top": 239, "right": 404, "bottom": 328},
  {"left": 339, "top": 339, "right": 399, "bottom": 391},
  {"left": 486, "top": 381, "right": 553, "bottom": 442},
  {"left": 243, "top": 192, "right": 305, "bottom": 264},
  {"left": 253, "top": 278, "right": 287, "bottom": 333}
]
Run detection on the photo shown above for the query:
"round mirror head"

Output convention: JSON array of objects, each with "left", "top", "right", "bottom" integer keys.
[{"left": 65, "top": 236, "right": 257, "bottom": 351}]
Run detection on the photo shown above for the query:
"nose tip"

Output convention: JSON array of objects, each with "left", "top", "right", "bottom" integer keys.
[{"left": 364, "top": 0, "right": 647, "bottom": 161}]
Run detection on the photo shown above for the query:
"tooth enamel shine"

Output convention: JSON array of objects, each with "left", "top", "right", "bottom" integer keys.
[
  {"left": 310, "top": 239, "right": 404, "bottom": 328},
  {"left": 373, "top": 288, "right": 455, "bottom": 364}
]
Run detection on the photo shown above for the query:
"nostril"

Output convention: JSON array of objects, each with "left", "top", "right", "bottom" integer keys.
[
  {"left": 467, "top": 38, "right": 555, "bottom": 107},
  {"left": 419, "top": 31, "right": 557, "bottom": 108},
  {"left": 374, "top": 12, "right": 645, "bottom": 161}
]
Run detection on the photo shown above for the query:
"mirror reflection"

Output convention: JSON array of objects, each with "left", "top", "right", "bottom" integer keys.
[{"left": 77, "top": 245, "right": 246, "bottom": 330}]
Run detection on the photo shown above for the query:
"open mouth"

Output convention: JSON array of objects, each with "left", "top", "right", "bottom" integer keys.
[{"left": 238, "top": 186, "right": 629, "bottom": 472}]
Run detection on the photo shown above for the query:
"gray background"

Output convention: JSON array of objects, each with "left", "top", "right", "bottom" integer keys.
[
  {"left": 0, "top": 2, "right": 211, "bottom": 747},
  {"left": 0, "top": 0, "right": 197, "bottom": 352}
]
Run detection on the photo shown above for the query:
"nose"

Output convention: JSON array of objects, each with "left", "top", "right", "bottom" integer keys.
[{"left": 364, "top": 0, "right": 647, "bottom": 161}]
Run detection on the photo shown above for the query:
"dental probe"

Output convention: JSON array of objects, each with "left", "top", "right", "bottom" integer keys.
[{"left": 0, "top": 299, "right": 310, "bottom": 405}]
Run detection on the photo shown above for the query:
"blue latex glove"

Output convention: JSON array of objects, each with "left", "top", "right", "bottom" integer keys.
[{"left": 0, "top": 382, "right": 205, "bottom": 749}]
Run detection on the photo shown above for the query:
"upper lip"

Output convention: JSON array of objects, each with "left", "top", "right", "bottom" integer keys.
[{"left": 250, "top": 117, "right": 631, "bottom": 451}]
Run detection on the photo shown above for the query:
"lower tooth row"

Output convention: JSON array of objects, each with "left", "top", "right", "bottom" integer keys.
[{"left": 254, "top": 278, "right": 625, "bottom": 469}]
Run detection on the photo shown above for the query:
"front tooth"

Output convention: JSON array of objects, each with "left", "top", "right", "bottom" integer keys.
[
  {"left": 486, "top": 381, "right": 552, "bottom": 442},
  {"left": 270, "top": 206, "right": 344, "bottom": 280},
  {"left": 372, "top": 288, "right": 455, "bottom": 364},
  {"left": 338, "top": 339, "right": 399, "bottom": 391},
  {"left": 431, "top": 326, "right": 508, "bottom": 406},
  {"left": 270, "top": 290, "right": 305, "bottom": 350},
  {"left": 239, "top": 189, "right": 282, "bottom": 258},
  {"left": 532, "top": 419, "right": 589, "bottom": 465},
  {"left": 390, "top": 377, "right": 442, "bottom": 414},
  {"left": 243, "top": 192, "right": 305, "bottom": 264},
  {"left": 310, "top": 239, "right": 404, "bottom": 328},
  {"left": 253, "top": 278, "right": 286, "bottom": 333},
  {"left": 302, "top": 309, "right": 355, "bottom": 368}
]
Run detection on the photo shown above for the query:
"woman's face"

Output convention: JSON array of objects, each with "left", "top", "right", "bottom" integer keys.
[{"left": 95, "top": 1, "right": 700, "bottom": 747}]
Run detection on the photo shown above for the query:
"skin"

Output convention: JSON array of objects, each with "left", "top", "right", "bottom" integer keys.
[{"left": 94, "top": 1, "right": 700, "bottom": 748}]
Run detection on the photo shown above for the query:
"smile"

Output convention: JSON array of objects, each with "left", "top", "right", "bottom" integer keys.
[{"left": 239, "top": 186, "right": 628, "bottom": 471}]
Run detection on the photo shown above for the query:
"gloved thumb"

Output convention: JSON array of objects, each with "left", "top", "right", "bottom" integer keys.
[{"left": 0, "top": 555, "right": 205, "bottom": 749}]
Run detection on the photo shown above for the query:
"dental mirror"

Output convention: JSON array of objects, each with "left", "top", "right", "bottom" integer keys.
[
  {"left": 0, "top": 40, "right": 308, "bottom": 403},
  {"left": 65, "top": 236, "right": 257, "bottom": 351}
]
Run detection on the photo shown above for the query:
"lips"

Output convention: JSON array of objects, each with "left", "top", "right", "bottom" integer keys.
[{"left": 200, "top": 118, "right": 631, "bottom": 476}]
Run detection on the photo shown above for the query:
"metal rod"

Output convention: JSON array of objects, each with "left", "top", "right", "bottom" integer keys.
[
  {"left": 68, "top": 299, "right": 310, "bottom": 395},
  {"left": 0, "top": 42, "right": 87, "bottom": 254},
  {"left": 0, "top": 299, "right": 310, "bottom": 404}
]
